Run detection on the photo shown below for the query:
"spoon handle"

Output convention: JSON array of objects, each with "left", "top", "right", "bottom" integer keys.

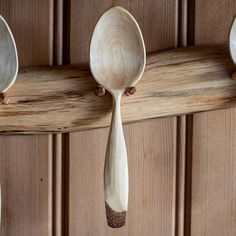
[{"left": 104, "top": 93, "right": 128, "bottom": 228}]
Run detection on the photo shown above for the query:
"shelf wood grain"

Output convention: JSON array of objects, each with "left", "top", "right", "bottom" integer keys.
[{"left": 1, "top": 44, "right": 236, "bottom": 133}]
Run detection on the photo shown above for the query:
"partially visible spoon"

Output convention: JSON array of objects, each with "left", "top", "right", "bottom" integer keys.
[
  {"left": 229, "top": 16, "right": 236, "bottom": 64},
  {"left": 90, "top": 6, "right": 146, "bottom": 228},
  {"left": 0, "top": 15, "right": 18, "bottom": 104}
]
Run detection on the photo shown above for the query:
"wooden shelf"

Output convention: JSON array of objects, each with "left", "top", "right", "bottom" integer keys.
[{"left": 1, "top": 44, "right": 236, "bottom": 134}]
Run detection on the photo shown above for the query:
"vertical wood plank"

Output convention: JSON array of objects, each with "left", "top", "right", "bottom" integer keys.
[
  {"left": 68, "top": 119, "right": 177, "bottom": 236},
  {"left": 70, "top": 0, "right": 178, "bottom": 63},
  {"left": 0, "top": 1, "right": 54, "bottom": 235},
  {"left": 0, "top": 135, "right": 53, "bottom": 236},
  {"left": 190, "top": 110, "right": 236, "bottom": 236},
  {"left": 68, "top": 1, "right": 178, "bottom": 235},
  {"left": 187, "top": 1, "right": 236, "bottom": 235},
  {"left": 70, "top": 0, "right": 113, "bottom": 63},
  {"left": 0, "top": 0, "right": 53, "bottom": 66},
  {"left": 195, "top": 0, "right": 236, "bottom": 44},
  {"left": 116, "top": 0, "right": 178, "bottom": 52}
]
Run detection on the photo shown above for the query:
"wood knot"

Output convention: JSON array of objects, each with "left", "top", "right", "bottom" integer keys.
[
  {"left": 0, "top": 93, "right": 10, "bottom": 105},
  {"left": 125, "top": 87, "right": 136, "bottom": 96},
  {"left": 95, "top": 85, "right": 106, "bottom": 96},
  {"left": 105, "top": 202, "right": 126, "bottom": 228}
]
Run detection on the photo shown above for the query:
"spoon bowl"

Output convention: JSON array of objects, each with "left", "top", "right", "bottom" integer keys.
[
  {"left": 90, "top": 6, "right": 146, "bottom": 93},
  {"left": 0, "top": 15, "right": 18, "bottom": 94},
  {"left": 90, "top": 6, "right": 146, "bottom": 228}
]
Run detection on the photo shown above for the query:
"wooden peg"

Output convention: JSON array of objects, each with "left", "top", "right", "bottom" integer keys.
[
  {"left": 95, "top": 85, "right": 106, "bottom": 96},
  {"left": 0, "top": 93, "right": 10, "bottom": 105},
  {"left": 125, "top": 86, "right": 137, "bottom": 96}
]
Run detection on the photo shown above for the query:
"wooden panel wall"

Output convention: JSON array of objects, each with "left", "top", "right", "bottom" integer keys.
[
  {"left": 70, "top": 0, "right": 178, "bottom": 63},
  {"left": 68, "top": 119, "right": 177, "bottom": 236},
  {"left": 0, "top": 136, "right": 52, "bottom": 236},
  {"left": 0, "top": 0, "right": 53, "bottom": 66},
  {"left": 186, "top": 1, "right": 236, "bottom": 236},
  {"left": 0, "top": 1, "right": 53, "bottom": 235},
  {"left": 1, "top": 1, "right": 235, "bottom": 236},
  {"left": 67, "top": 1, "right": 178, "bottom": 235}
]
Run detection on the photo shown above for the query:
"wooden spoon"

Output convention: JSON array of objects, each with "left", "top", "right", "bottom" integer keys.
[
  {"left": 90, "top": 6, "right": 146, "bottom": 228},
  {"left": 229, "top": 16, "right": 236, "bottom": 65},
  {"left": 0, "top": 15, "right": 18, "bottom": 104}
]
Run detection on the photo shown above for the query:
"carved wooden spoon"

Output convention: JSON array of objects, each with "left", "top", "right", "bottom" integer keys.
[
  {"left": 90, "top": 6, "right": 146, "bottom": 228},
  {"left": 229, "top": 16, "right": 236, "bottom": 66},
  {"left": 0, "top": 15, "right": 18, "bottom": 104}
]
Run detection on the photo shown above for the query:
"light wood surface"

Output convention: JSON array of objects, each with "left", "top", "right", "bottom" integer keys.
[
  {"left": 90, "top": 7, "right": 146, "bottom": 92},
  {"left": 0, "top": 135, "right": 53, "bottom": 236},
  {"left": 0, "top": 45, "right": 234, "bottom": 133},
  {"left": 68, "top": 119, "right": 177, "bottom": 236},
  {"left": 90, "top": 7, "right": 146, "bottom": 227},
  {"left": 187, "top": 1, "right": 236, "bottom": 236},
  {"left": 0, "top": 1, "right": 54, "bottom": 235},
  {"left": 0, "top": 16, "right": 18, "bottom": 93}
]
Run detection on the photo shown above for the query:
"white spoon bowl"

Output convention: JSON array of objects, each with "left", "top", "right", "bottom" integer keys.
[{"left": 0, "top": 15, "right": 18, "bottom": 94}]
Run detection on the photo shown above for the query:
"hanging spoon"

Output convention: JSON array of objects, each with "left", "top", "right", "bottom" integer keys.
[
  {"left": 0, "top": 15, "right": 18, "bottom": 104},
  {"left": 229, "top": 16, "right": 236, "bottom": 64},
  {"left": 90, "top": 6, "right": 146, "bottom": 228}
]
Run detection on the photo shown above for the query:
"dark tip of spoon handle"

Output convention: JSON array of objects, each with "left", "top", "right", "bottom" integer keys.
[{"left": 105, "top": 202, "right": 127, "bottom": 228}]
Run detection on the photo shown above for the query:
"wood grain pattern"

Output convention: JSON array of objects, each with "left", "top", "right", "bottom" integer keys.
[
  {"left": 0, "top": 0, "right": 53, "bottom": 66},
  {"left": 0, "top": 1, "right": 54, "bottom": 235},
  {"left": 115, "top": 0, "right": 178, "bottom": 53},
  {"left": 188, "top": 1, "right": 236, "bottom": 236},
  {"left": 68, "top": 119, "right": 177, "bottom": 236},
  {"left": 70, "top": 0, "right": 177, "bottom": 63},
  {"left": 195, "top": 0, "right": 236, "bottom": 45},
  {"left": 0, "top": 135, "right": 53, "bottom": 236},
  {"left": 190, "top": 110, "right": 236, "bottom": 236},
  {"left": 0, "top": 45, "right": 235, "bottom": 133}
]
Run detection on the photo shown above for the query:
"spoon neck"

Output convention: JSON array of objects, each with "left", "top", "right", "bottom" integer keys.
[
  {"left": 112, "top": 91, "right": 122, "bottom": 101},
  {"left": 113, "top": 93, "right": 121, "bottom": 112},
  {"left": 111, "top": 92, "right": 122, "bottom": 127}
]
